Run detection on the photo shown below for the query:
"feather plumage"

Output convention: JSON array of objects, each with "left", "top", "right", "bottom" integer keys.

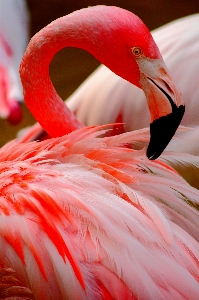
[{"left": 0, "top": 126, "right": 199, "bottom": 299}]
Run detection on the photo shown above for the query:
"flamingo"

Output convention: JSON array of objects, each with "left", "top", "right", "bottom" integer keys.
[
  {"left": 0, "top": 0, "right": 29, "bottom": 124},
  {"left": 20, "top": 13, "right": 199, "bottom": 154},
  {"left": 1, "top": 5, "right": 199, "bottom": 299}
]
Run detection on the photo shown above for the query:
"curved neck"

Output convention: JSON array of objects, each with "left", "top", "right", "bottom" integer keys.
[{"left": 20, "top": 11, "right": 99, "bottom": 137}]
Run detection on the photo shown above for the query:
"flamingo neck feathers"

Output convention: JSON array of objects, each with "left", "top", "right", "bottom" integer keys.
[{"left": 20, "top": 6, "right": 156, "bottom": 138}]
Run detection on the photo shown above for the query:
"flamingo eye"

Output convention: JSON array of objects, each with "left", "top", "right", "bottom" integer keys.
[{"left": 131, "top": 47, "right": 143, "bottom": 58}]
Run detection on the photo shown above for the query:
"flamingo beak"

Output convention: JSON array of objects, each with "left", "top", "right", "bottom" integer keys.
[{"left": 136, "top": 58, "right": 185, "bottom": 160}]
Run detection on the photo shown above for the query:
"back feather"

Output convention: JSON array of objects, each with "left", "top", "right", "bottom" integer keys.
[{"left": 0, "top": 125, "right": 199, "bottom": 299}]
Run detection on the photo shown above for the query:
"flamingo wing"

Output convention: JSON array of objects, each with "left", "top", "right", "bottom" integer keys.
[{"left": 1, "top": 126, "right": 199, "bottom": 298}]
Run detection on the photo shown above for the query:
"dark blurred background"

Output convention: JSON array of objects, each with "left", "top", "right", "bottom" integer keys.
[{"left": 1, "top": 0, "right": 199, "bottom": 145}]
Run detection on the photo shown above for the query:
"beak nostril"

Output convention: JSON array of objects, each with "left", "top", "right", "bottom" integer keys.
[{"left": 162, "top": 80, "right": 174, "bottom": 96}]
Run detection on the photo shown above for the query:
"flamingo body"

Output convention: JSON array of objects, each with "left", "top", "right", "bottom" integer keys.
[{"left": 1, "top": 126, "right": 199, "bottom": 299}]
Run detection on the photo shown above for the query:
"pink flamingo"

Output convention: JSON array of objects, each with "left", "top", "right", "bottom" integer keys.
[
  {"left": 0, "top": 0, "right": 29, "bottom": 124},
  {"left": 20, "top": 13, "right": 199, "bottom": 154},
  {"left": 1, "top": 6, "right": 199, "bottom": 299}
]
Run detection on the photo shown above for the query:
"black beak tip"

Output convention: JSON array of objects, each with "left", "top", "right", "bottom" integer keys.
[{"left": 146, "top": 105, "right": 185, "bottom": 160}]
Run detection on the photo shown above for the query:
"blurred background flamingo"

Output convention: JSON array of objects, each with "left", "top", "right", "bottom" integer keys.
[
  {"left": 0, "top": 0, "right": 29, "bottom": 125},
  {"left": 19, "top": 13, "right": 199, "bottom": 157},
  {"left": 0, "top": 6, "right": 199, "bottom": 298}
]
